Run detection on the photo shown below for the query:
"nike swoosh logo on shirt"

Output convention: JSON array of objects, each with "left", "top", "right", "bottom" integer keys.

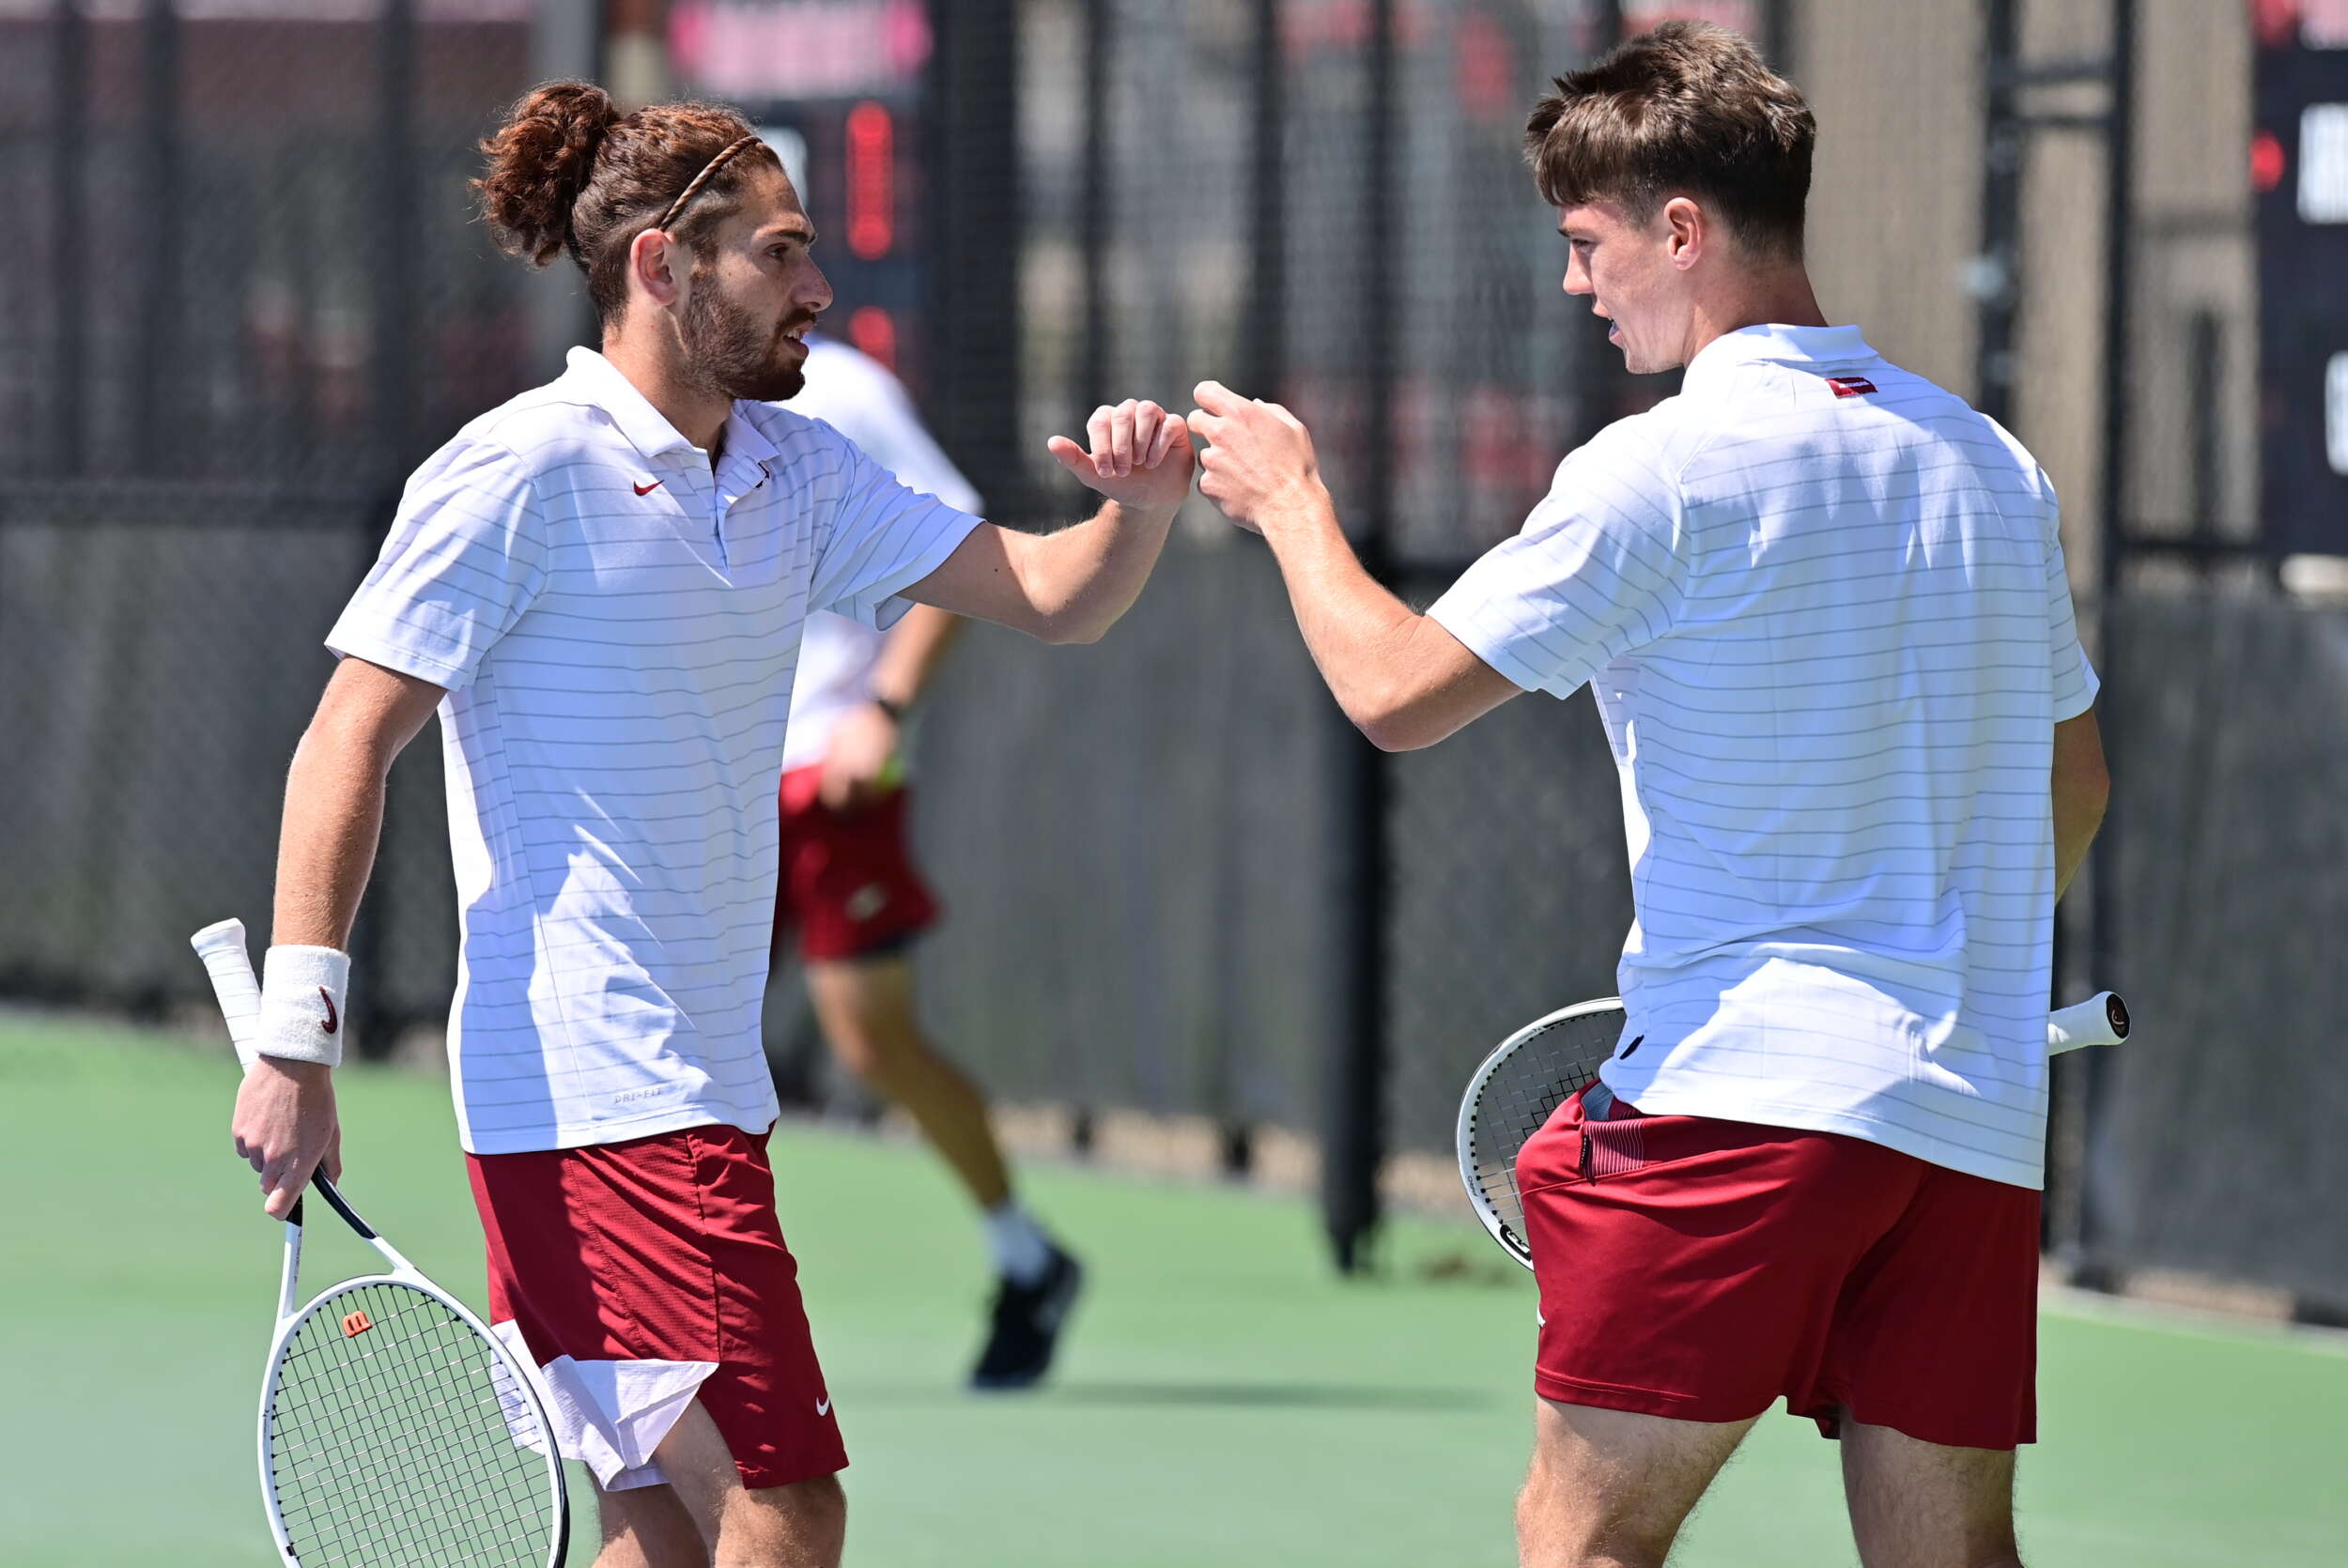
[
  {"left": 815, "top": 1397, "right": 831, "bottom": 1417},
  {"left": 634, "top": 480, "right": 663, "bottom": 496}
]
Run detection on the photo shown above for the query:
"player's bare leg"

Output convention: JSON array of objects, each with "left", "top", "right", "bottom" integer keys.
[
  {"left": 805, "top": 954, "right": 1011, "bottom": 1207},
  {"left": 805, "top": 951, "right": 1083, "bottom": 1387},
  {"left": 1517, "top": 1398, "right": 1753, "bottom": 1568},
  {"left": 1840, "top": 1417, "right": 2022, "bottom": 1568},
  {"left": 594, "top": 1477, "right": 712, "bottom": 1568},
  {"left": 649, "top": 1401, "right": 846, "bottom": 1568}
]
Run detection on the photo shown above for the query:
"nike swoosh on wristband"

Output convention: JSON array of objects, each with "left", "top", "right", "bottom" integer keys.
[
  {"left": 634, "top": 479, "right": 663, "bottom": 496},
  {"left": 318, "top": 989, "right": 338, "bottom": 1036}
]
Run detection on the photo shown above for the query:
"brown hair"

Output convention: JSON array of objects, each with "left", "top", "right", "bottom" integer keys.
[
  {"left": 474, "top": 83, "right": 782, "bottom": 327},
  {"left": 1523, "top": 21, "right": 1815, "bottom": 259}
]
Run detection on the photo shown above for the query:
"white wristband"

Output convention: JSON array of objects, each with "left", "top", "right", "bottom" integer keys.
[{"left": 258, "top": 945, "right": 351, "bottom": 1068}]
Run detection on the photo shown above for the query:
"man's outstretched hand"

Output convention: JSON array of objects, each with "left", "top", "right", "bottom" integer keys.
[
  {"left": 1185, "top": 380, "right": 1332, "bottom": 535},
  {"left": 1047, "top": 398, "right": 1196, "bottom": 517}
]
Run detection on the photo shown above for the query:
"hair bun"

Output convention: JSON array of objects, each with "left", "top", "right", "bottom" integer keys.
[{"left": 475, "top": 81, "right": 623, "bottom": 267}]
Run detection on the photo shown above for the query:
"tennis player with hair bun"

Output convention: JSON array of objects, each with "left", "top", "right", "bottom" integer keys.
[
  {"left": 1189, "top": 22, "right": 2108, "bottom": 1568},
  {"left": 228, "top": 84, "right": 1191, "bottom": 1568}
]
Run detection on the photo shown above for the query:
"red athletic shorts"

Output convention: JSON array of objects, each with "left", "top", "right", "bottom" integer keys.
[
  {"left": 775, "top": 762, "right": 940, "bottom": 961},
  {"left": 466, "top": 1124, "right": 846, "bottom": 1491},
  {"left": 1517, "top": 1084, "right": 2040, "bottom": 1450}
]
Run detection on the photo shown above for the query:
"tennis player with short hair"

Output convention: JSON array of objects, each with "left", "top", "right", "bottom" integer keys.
[
  {"left": 1188, "top": 23, "right": 2109, "bottom": 1568},
  {"left": 229, "top": 85, "right": 1191, "bottom": 1568}
]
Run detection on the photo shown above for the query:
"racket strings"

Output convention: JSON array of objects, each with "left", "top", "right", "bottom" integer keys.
[
  {"left": 1463, "top": 1012, "right": 1623, "bottom": 1252},
  {"left": 272, "top": 1288, "right": 546, "bottom": 1564},
  {"left": 275, "top": 1338, "right": 543, "bottom": 1563},
  {"left": 269, "top": 1280, "right": 555, "bottom": 1566}
]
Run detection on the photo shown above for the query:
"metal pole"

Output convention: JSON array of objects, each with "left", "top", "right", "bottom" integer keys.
[
  {"left": 2187, "top": 310, "right": 2222, "bottom": 560},
  {"left": 1078, "top": 0, "right": 1111, "bottom": 417},
  {"left": 921, "top": 0, "right": 1025, "bottom": 515},
  {"left": 53, "top": 0, "right": 87, "bottom": 476},
  {"left": 1210, "top": 0, "right": 1288, "bottom": 1182},
  {"left": 134, "top": 0, "right": 180, "bottom": 474},
  {"left": 374, "top": 0, "right": 418, "bottom": 479},
  {"left": 1240, "top": 0, "right": 1285, "bottom": 401},
  {"left": 2076, "top": 0, "right": 2136, "bottom": 1270},
  {"left": 1975, "top": 0, "right": 2021, "bottom": 424},
  {"left": 1977, "top": 0, "right": 2052, "bottom": 1243},
  {"left": 350, "top": 0, "right": 419, "bottom": 1055},
  {"left": 1761, "top": 0, "right": 1796, "bottom": 74},
  {"left": 2095, "top": 0, "right": 2135, "bottom": 601},
  {"left": 1323, "top": 0, "right": 1395, "bottom": 1276}
]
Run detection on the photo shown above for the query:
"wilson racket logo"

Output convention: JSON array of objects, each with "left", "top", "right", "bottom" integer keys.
[{"left": 341, "top": 1309, "right": 374, "bottom": 1338}]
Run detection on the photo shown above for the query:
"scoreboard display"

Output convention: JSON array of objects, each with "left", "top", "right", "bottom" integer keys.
[{"left": 2256, "top": 2, "right": 2348, "bottom": 555}]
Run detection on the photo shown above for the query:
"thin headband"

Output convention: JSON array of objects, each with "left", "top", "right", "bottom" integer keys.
[{"left": 652, "top": 134, "right": 761, "bottom": 233}]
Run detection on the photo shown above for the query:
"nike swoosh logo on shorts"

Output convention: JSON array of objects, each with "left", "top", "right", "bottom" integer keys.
[{"left": 815, "top": 1397, "right": 831, "bottom": 1416}]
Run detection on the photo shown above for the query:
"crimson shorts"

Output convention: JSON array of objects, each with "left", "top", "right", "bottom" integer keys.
[
  {"left": 775, "top": 762, "right": 940, "bottom": 961},
  {"left": 1518, "top": 1084, "right": 2040, "bottom": 1450},
  {"left": 467, "top": 1123, "right": 847, "bottom": 1491}
]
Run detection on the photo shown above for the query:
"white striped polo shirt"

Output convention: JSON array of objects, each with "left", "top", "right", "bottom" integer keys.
[
  {"left": 781, "top": 333, "right": 983, "bottom": 774},
  {"left": 1428, "top": 323, "right": 2098, "bottom": 1189},
  {"left": 329, "top": 347, "right": 981, "bottom": 1154}
]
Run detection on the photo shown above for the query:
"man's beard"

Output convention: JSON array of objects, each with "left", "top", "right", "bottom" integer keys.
[{"left": 681, "top": 270, "right": 806, "bottom": 403}]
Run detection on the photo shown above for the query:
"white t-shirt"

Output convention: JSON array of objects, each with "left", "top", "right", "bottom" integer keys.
[
  {"left": 1427, "top": 323, "right": 2098, "bottom": 1190},
  {"left": 780, "top": 336, "right": 983, "bottom": 773},
  {"left": 328, "top": 347, "right": 982, "bottom": 1154}
]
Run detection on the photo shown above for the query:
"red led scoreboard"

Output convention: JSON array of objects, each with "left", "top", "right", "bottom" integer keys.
[
  {"left": 2256, "top": 0, "right": 2348, "bottom": 555},
  {"left": 669, "top": 0, "right": 931, "bottom": 388}
]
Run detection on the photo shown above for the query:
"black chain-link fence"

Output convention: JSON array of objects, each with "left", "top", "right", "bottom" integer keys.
[
  {"left": 8, "top": 0, "right": 2347, "bottom": 1299},
  {"left": 2089, "top": 593, "right": 2348, "bottom": 1308},
  {"left": 0, "top": 2, "right": 532, "bottom": 1031}
]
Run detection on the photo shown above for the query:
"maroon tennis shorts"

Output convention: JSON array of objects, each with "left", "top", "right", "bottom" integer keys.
[
  {"left": 775, "top": 762, "right": 940, "bottom": 962},
  {"left": 1517, "top": 1084, "right": 2040, "bottom": 1450},
  {"left": 467, "top": 1123, "right": 847, "bottom": 1490}
]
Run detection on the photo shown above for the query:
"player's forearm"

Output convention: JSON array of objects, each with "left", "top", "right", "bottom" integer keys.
[
  {"left": 270, "top": 661, "right": 444, "bottom": 951},
  {"left": 271, "top": 725, "right": 395, "bottom": 953},
  {"left": 1258, "top": 498, "right": 1434, "bottom": 748},
  {"left": 2052, "top": 781, "right": 2105, "bottom": 901},
  {"left": 1001, "top": 498, "right": 1181, "bottom": 644},
  {"left": 2050, "top": 711, "right": 2109, "bottom": 900},
  {"left": 870, "top": 603, "right": 965, "bottom": 709}
]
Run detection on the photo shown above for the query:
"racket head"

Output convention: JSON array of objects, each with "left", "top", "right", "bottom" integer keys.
[
  {"left": 259, "top": 1271, "right": 567, "bottom": 1568},
  {"left": 1456, "top": 998, "right": 1627, "bottom": 1270}
]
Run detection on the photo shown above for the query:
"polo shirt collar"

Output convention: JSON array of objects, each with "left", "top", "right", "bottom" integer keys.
[
  {"left": 719, "top": 405, "right": 780, "bottom": 470},
  {"left": 563, "top": 346, "right": 776, "bottom": 470},
  {"left": 563, "top": 346, "right": 699, "bottom": 460},
  {"left": 1682, "top": 323, "right": 1876, "bottom": 392}
]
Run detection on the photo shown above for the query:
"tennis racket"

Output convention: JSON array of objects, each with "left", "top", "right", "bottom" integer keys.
[
  {"left": 193, "top": 918, "right": 569, "bottom": 1568},
  {"left": 1457, "top": 991, "right": 2131, "bottom": 1269}
]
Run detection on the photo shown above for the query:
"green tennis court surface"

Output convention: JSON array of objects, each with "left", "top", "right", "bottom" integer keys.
[{"left": 6, "top": 1011, "right": 2342, "bottom": 1566}]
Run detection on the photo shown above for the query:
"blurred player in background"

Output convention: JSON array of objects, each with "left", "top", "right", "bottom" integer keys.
[
  {"left": 1188, "top": 23, "right": 2108, "bottom": 1568},
  {"left": 230, "top": 85, "right": 1192, "bottom": 1568},
  {"left": 779, "top": 331, "right": 1082, "bottom": 1390}
]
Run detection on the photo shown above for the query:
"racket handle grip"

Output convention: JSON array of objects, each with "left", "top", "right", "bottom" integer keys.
[
  {"left": 191, "top": 918, "right": 263, "bottom": 1072},
  {"left": 2047, "top": 991, "right": 2129, "bottom": 1054}
]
